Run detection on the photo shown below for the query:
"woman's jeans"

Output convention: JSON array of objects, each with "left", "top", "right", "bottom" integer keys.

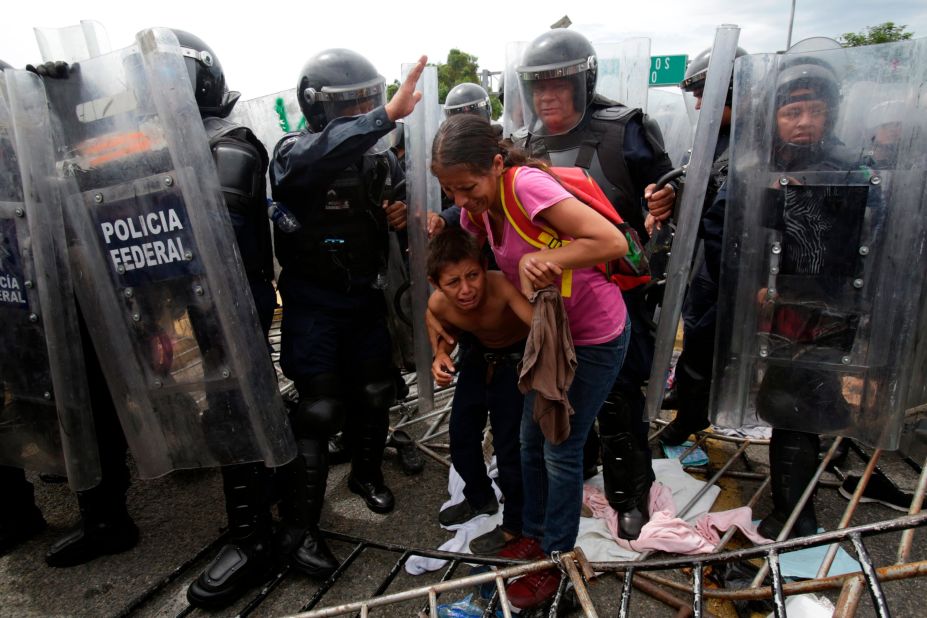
[{"left": 520, "top": 322, "right": 630, "bottom": 554}]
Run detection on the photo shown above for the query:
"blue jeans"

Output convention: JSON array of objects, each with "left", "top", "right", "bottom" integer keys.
[
  {"left": 520, "top": 321, "right": 630, "bottom": 554},
  {"left": 449, "top": 337, "right": 525, "bottom": 534}
]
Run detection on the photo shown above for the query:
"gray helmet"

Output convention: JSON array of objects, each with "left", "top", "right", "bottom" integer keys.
[
  {"left": 680, "top": 46, "right": 747, "bottom": 105},
  {"left": 0, "top": 60, "right": 11, "bottom": 72},
  {"left": 518, "top": 29, "right": 597, "bottom": 104},
  {"left": 171, "top": 29, "right": 239, "bottom": 118},
  {"left": 297, "top": 48, "right": 386, "bottom": 133},
  {"left": 444, "top": 82, "right": 491, "bottom": 121}
]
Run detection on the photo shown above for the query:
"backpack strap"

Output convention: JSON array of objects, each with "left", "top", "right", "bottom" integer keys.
[{"left": 500, "top": 167, "right": 575, "bottom": 297}]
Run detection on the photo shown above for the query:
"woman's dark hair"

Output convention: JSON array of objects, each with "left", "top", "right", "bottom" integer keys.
[
  {"left": 426, "top": 227, "right": 484, "bottom": 282},
  {"left": 431, "top": 114, "right": 546, "bottom": 175}
]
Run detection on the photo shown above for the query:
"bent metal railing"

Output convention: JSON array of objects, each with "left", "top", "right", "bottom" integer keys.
[{"left": 111, "top": 314, "right": 926, "bottom": 617}]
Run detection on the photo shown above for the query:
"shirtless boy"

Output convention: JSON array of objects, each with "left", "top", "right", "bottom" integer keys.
[{"left": 427, "top": 228, "right": 532, "bottom": 554}]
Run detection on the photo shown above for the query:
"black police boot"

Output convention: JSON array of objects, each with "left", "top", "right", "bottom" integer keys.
[
  {"left": 0, "top": 467, "right": 47, "bottom": 556},
  {"left": 280, "top": 439, "right": 340, "bottom": 579},
  {"left": 758, "top": 429, "right": 820, "bottom": 540},
  {"left": 661, "top": 355, "right": 712, "bottom": 446},
  {"left": 187, "top": 463, "right": 274, "bottom": 609},
  {"left": 601, "top": 433, "right": 655, "bottom": 540},
  {"left": 349, "top": 412, "right": 395, "bottom": 514},
  {"left": 45, "top": 484, "right": 138, "bottom": 568}
]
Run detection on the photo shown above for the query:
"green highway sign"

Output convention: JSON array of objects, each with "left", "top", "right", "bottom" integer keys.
[{"left": 649, "top": 55, "right": 688, "bottom": 86}]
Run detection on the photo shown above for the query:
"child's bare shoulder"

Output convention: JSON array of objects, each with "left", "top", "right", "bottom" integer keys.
[{"left": 486, "top": 270, "right": 517, "bottom": 295}]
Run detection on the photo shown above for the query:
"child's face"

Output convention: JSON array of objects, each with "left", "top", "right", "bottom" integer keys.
[{"left": 436, "top": 257, "right": 486, "bottom": 311}]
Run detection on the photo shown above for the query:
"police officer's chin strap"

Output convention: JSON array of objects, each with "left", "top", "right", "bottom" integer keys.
[{"left": 217, "top": 91, "right": 241, "bottom": 119}]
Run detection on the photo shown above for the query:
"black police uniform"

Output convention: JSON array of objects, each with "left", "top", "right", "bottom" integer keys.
[{"left": 270, "top": 105, "right": 401, "bottom": 524}]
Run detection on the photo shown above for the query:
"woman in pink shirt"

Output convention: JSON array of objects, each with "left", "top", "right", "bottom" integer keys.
[{"left": 430, "top": 113, "right": 631, "bottom": 609}]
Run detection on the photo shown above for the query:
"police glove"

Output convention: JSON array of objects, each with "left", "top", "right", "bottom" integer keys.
[{"left": 26, "top": 61, "right": 71, "bottom": 79}]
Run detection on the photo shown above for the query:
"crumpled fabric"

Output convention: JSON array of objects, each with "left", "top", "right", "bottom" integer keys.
[
  {"left": 583, "top": 480, "right": 771, "bottom": 554},
  {"left": 518, "top": 286, "right": 576, "bottom": 444}
]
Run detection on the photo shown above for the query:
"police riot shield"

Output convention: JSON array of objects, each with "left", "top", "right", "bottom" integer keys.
[
  {"left": 594, "top": 38, "right": 650, "bottom": 112},
  {"left": 502, "top": 41, "right": 528, "bottom": 138},
  {"left": 711, "top": 37, "right": 927, "bottom": 449},
  {"left": 647, "top": 88, "right": 696, "bottom": 168},
  {"left": 34, "top": 20, "right": 111, "bottom": 63},
  {"left": 0, "top": 70, "right": 101, "bottom": 490},
  {"left": 402, "top": 62, "right": 441, "bottom": 413},
  {"left": 36, "top": 28, "right": 296, "bottom": 476},
  {"left": 645, "top": 25, "right": 741, "bottom": 420}
]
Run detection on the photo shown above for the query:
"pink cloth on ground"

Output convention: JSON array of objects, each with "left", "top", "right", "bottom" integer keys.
[
  {"left": 583, "top": 483, "right": 771, "bottom": 554},
  {"left": 460, "top": 167, "right": 626, "bottom": 346}
]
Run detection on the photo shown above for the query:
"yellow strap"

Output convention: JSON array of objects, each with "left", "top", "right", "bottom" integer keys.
[{"left": 500, "top": 168, "right": 573, "bottom": 297}]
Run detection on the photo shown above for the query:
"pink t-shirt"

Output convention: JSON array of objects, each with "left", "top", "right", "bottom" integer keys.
[{"left": 461, "top": 166, "right": 627, "bottom": 345}]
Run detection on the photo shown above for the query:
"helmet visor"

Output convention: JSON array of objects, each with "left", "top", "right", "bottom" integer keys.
[
  {"left": 516, "top": 65, "right": 588, "bottom": 136},
  {"left": 318, "top": 76, "right": 387, "bottom": 120},
  {"left": 444, "top": 97, "right": 491, "bottom": 121}
]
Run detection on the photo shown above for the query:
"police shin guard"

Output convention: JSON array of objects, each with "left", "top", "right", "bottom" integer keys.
[
  {"left": 281, "top": 439, "right": 339, "bottom": 579},
  {"left": 759, "top": 429, "right": 820, "bottom": 540},
  {"left": 0, "top": 467, "right": 47, "bottom": 556},
  {"left": 348, "top": 377, "right": 395, "bottom": 514},
  {"left": 45, "top": 482, "right": 138, "bottom": 568},
  {"left": 187, "top": 463, "right": 274, "bottom": 609},
  {"left": 600, "top": 432, "right": 654, "bottom": 540}
]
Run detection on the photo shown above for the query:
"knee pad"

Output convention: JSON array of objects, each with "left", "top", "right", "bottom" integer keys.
[
  {"left": 360, "top": 377, "right": 396, "bottom": 410},
  {"left": 292, "top": 397, "right": 345, "bottom": 437}
]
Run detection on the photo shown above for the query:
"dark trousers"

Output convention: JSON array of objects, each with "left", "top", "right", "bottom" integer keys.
[
  {"left": 610, "top": 287, "right": 654, "bottom": 447},
  {"left": 449, "top": 339, "right": 525, "bottom": 534}
]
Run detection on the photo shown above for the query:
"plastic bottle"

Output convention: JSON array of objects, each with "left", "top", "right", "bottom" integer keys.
[{"left": 267, "top": 201, "right": 302, "bottom": 233}]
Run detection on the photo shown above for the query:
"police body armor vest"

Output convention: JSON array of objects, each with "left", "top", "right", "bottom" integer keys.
[
  {"left": 204, "top": 117, "right": 274, "bottom": 284},
  {"left": 517, "top": 104, "right": 644, "bottom": 236},
  {"left": 274, "top": 148, "right": 391, "bottom": 290}
]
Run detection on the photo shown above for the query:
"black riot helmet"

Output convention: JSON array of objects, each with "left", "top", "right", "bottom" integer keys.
[
  {"left": 444, "top": 82, "right": 491, "bottom": 121},
  {"left": 171, "top": 29, "right": 239, "bottom": 118},
  {"left": 680, "top": 46, "right": 747, "bottom": 105},
  {"left": 297, "top": 48, "right": 386, "bottom": 133},
  {"left": 516, "top": 29, "right": 597, "bottom": 135}
]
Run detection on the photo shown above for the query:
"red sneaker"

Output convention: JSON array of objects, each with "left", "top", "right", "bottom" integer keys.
[
  {"left": 497, "top": 536, "right": 544, "bottom": 561},
  {"left": 506, "top": 568, "right": 562, "bottom": 609}
]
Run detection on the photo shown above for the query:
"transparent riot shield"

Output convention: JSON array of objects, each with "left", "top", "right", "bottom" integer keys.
[
  {"left": 35, "top": 28, "right": 295, "bottom": 477},
  {"left": 34, "top": 20, "right": 111, "bottom": 63},
  {"left": 645, "top": 25, "right": 741, "bottom": 420},
  {"left": 595, "top": 38, "right": 651, "bottom": 112},
  {"left": 402, "top": 62, "right": 441, "bottom": 413},
  {"left": 711, "top": 38, "right": 927, "bottom": 449},
  {"left": 502, "top": 41, "right": 527, "bottom": 138},
  {"left": 229, "top": 89, "right": 307, "bottom": 193},
  {"left": 647, "top": 88, "right": 696, "bottom": 168},
  {"left": 1, "top": 71, "right": 101, "bottom": 490}
]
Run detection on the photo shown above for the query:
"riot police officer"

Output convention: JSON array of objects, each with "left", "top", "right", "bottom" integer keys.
[
  {"left": 512, "top": 28, "right": 675, "bottom": 540},
  {"left": 166, "top": 31, "right": 287, "bottom": 608},
  {"left": 0, "top": 60, "right": 50, "bottom": 555},
  {"left": 657, "top": 45, "right": 748, "bottom": 447},
  {"left": 755, "top": 52, "right": 859, "bottom": 539},
  {"left": 269, "top": 50, "right": 425, "bottom": 571}
]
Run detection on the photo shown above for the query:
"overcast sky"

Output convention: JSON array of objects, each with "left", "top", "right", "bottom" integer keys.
[{"left": 3, "top": 1, "right": 926, "bottom": 100}]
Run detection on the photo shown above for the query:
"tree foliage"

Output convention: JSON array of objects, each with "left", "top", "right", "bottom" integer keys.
[
  {"left": 386, "top": 49, "right": 503, "bottom": 120},
  {"left": 839, "top": 22, "right": 913, "bottom": 47}
]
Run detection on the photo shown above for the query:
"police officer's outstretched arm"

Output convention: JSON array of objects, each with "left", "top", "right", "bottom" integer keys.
[
  {"left": 385, "top": 55, "right": 427, "bottom": 121},
  {"left": 272, "top": 56, "right": 427, "bottom": 192}
]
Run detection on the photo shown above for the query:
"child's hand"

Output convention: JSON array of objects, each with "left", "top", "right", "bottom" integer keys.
[{"left": 431, "top": 352, "right": 456, "bottom": 387}]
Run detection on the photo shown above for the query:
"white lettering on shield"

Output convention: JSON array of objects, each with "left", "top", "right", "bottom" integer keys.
[
  {"left": 0, "top": 273, "right": 26, "bottom": 304},
  {"left": 102, "top": 208, "right": 189, "bottom": 273}
]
